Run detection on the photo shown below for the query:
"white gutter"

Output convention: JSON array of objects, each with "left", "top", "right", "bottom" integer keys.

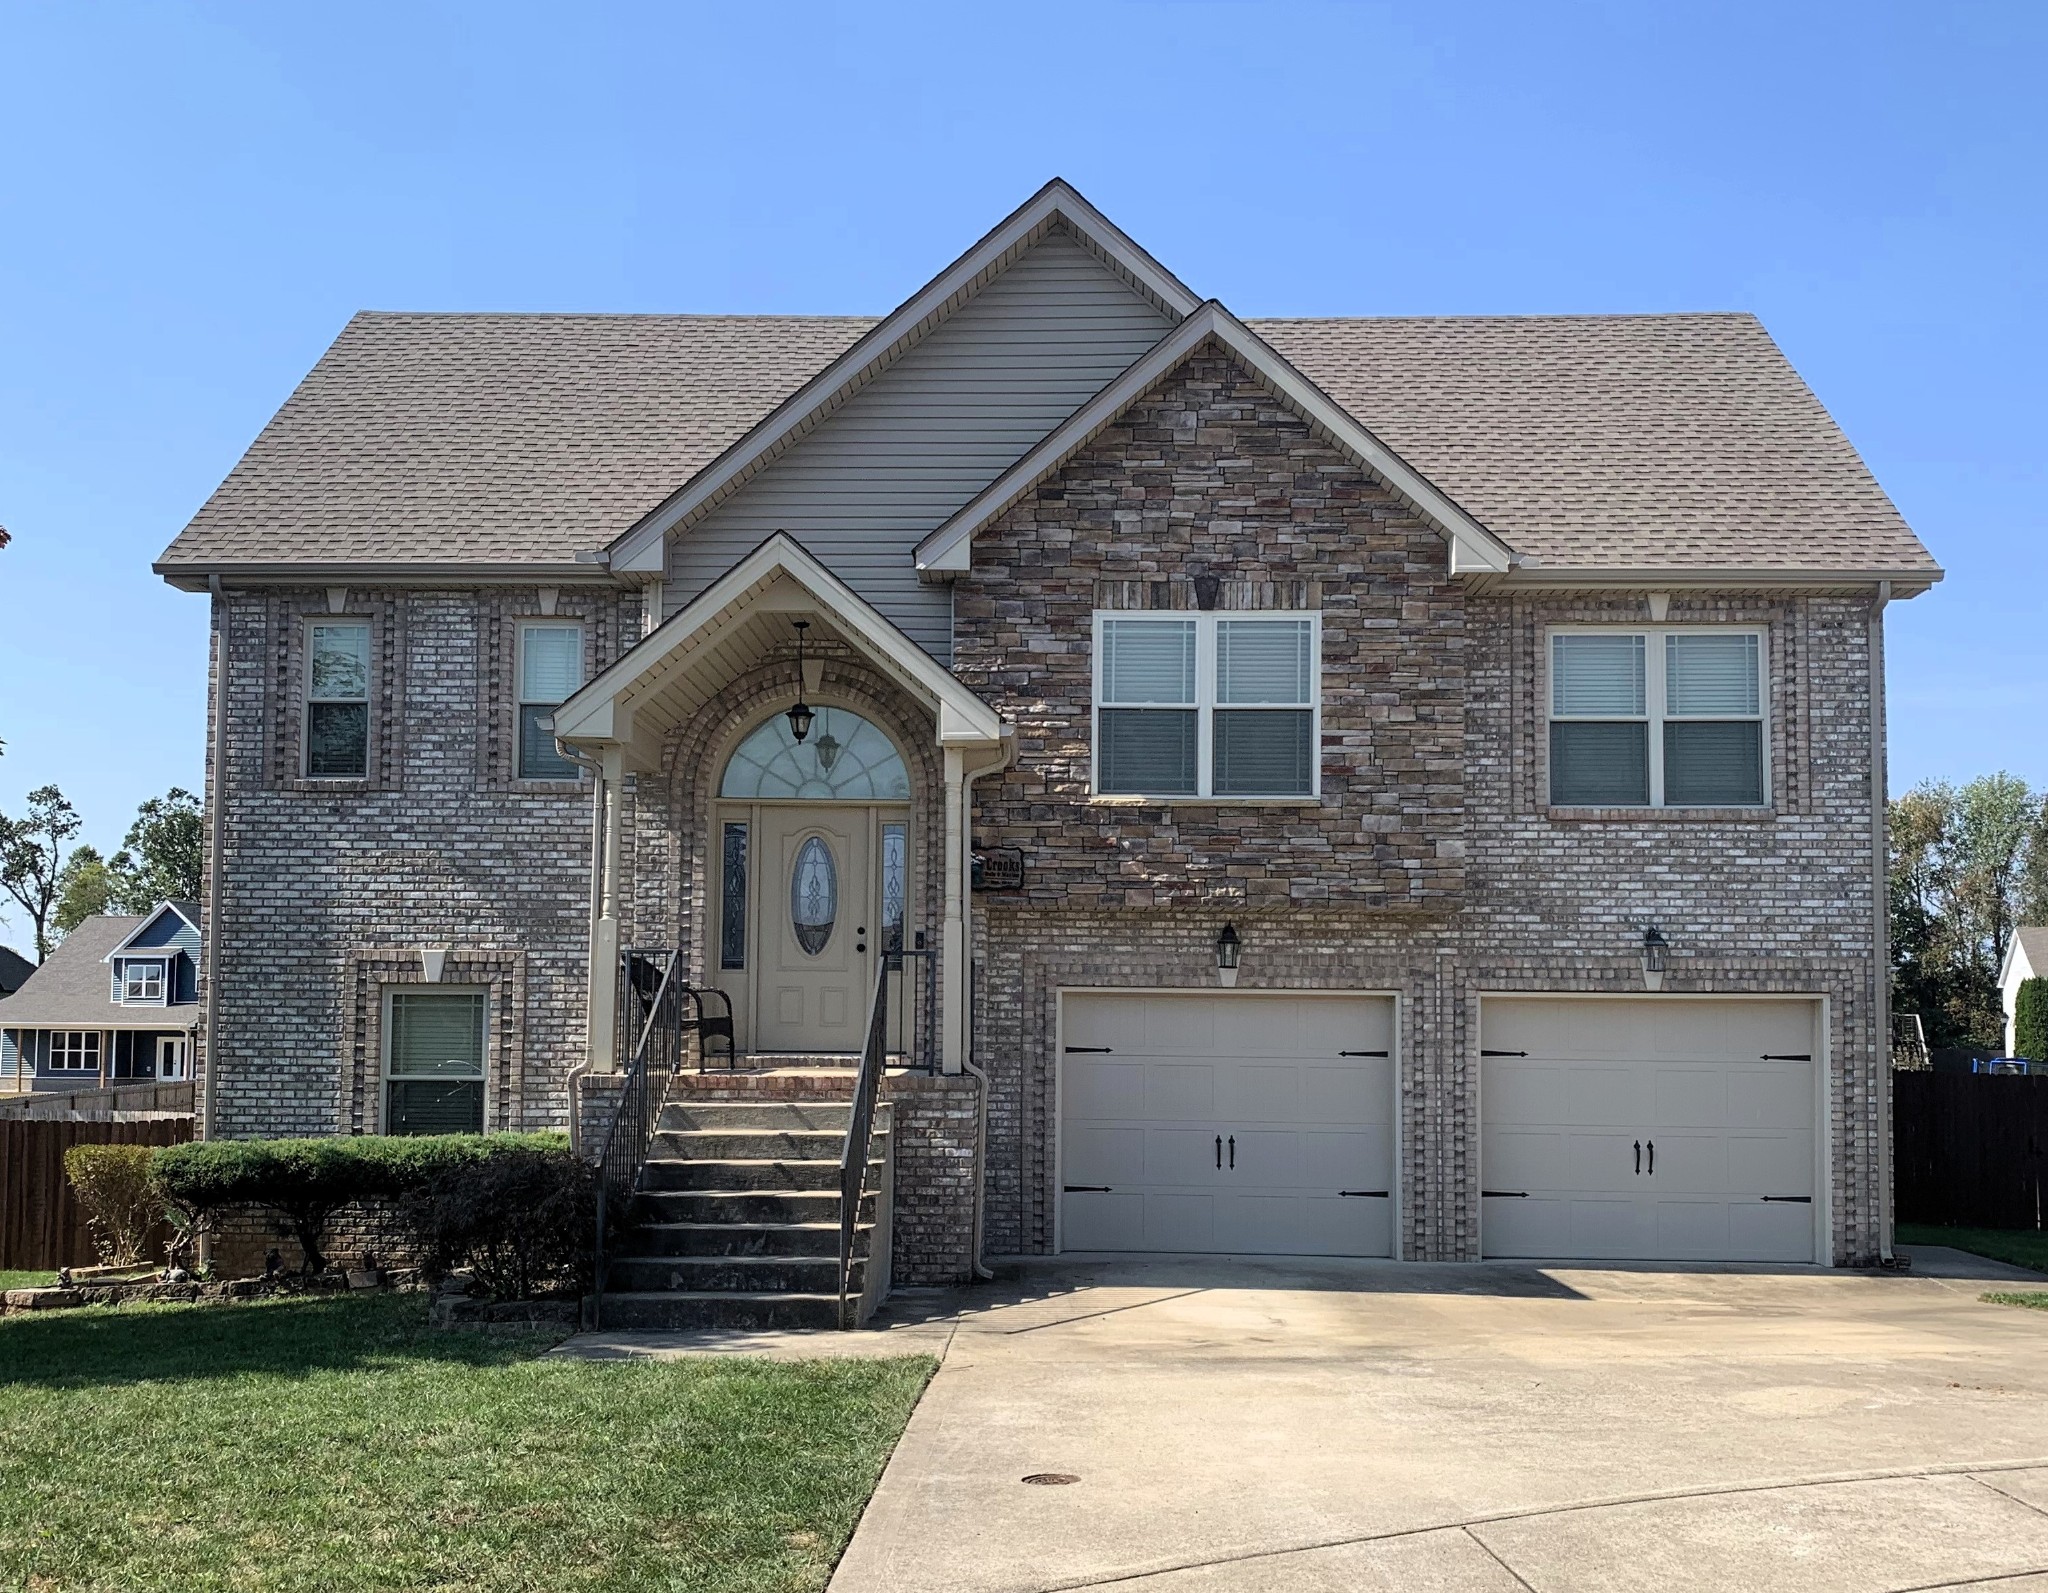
[
  {"left": 956, "top": 741, "right": 1012, "bottom": 1283},
  {"left": 1870, "top": 581, "right": 1896, "bottom": 1267},
  {"left": 198, "top": 577, "right": 230, "bottom": 1273}
]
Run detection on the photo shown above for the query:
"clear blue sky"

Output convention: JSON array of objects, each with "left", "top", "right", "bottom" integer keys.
[{"left": 1, "top": 1, "right": 2042, "bottom": 881}]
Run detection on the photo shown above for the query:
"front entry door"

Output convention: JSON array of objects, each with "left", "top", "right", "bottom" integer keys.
[{"left": 755, "top": 809, "right": 873, "bottom": 1052}]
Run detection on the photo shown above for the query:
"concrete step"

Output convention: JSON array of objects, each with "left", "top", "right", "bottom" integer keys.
[
  {"left": 651, "top": 1128, "right": 845, "bottom": 1162},
  {"left": 629, "top": 1188, "right": 867, "bottom": 1226},
  {"left": 641, "top": 1157, "right": 851, "bottom": 1193},
  {"left": 658, "top": 1100, "right": 853, "bottom": 1132},
  {"left": 606, "top": 1253, "right": 854, "bottom": 1294},
  {"left": 592, "top": 1290, "right": 846, "bottom": 1332},
  {"left": 624, "top": 1221, "right": 846, "bottom": 1258}
]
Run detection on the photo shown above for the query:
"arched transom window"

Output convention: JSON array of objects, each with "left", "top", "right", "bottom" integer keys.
[{"left": 718, "top": 708, "right": 911, "bottom": 801}]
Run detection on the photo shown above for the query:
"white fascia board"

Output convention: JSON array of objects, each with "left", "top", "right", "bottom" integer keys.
[
  {"left": 554, "top": 531, "right": 1003, "bottom": 748},
  {"left": 1490, "top": 565, "right": 1945, "bottom": 596},
  {"left": 604, "top": 179, "right": 1204, "bottom": 577},
  {"left": 915, "top": 303, "right": 1517, "bottom": 576}
]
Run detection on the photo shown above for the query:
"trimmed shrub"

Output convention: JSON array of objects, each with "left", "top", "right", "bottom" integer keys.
[
  {"left": 151, "top": 1132, "right": 570, "bottom": 1274},
  {"left": 63, "top": 1144, "right": 164, "bottom": 1267},
  {"left": 2019, "top": 977, "right": 2048, "bottom": 1063},
  {"left": 399, "top": 1147, "right": 597, "bottom": 1300}
]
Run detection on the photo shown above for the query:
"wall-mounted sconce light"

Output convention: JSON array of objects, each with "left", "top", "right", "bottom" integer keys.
[
  {"left": 1217, "top": 922, "right": 1241, "bottom": 988},
  {"left": 786, "top": 620, "right": 816, "bottom": 744},
  {"left": 1640, "top": 925, "right": 1669, "bottom": 992}
]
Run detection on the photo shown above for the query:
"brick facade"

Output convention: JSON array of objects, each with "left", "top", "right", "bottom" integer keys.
[{"left": 199, "top": 346, "right": 1889, "bottom": 1277}]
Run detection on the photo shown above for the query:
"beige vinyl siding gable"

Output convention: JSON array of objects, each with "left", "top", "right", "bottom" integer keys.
[{"left": 662, "top": 228, "right": 1178, "bottom": 661}]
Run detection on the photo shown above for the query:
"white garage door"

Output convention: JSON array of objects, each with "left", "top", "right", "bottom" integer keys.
[
  {"left": 1481, "top": 997, "right": 1819, "bottom": 1263},
  {"left": 1060, "top": 992, "right": 1395, "bottom": 1257}
]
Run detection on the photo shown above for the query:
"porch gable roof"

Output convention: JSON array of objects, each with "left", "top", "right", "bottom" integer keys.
[{"left": 551, "top": 532, "right": 1005, "bottom": 771}]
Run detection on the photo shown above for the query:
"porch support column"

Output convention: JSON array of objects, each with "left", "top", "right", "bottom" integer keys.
[
  {"left": 941, "top": 746, "right": 968, "bottom": 1075},
  {"left": 586, "top": 746, "right": 626, "bottom": 1073}
]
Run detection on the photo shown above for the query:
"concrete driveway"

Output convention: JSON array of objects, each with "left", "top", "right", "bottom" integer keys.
[{"left": 828, "top": 1248, "right": 2048, "bottom": 1593}]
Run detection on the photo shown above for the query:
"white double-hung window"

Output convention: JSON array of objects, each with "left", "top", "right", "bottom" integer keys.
[
  {"left": 1549, "top": 629, "right": 1766, "bottom": 807},
  {"left": 1093, "top": 613, "right": 1319, "bottom": 798},
  {"left": 517, "top": 622, "right": 584, "bottom": 780}
]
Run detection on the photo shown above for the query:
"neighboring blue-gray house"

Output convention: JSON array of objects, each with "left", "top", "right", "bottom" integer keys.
[
  {"left": 0, "top": 903, "right": 200, "bottom": 1093},
  {"left": 0, "top": 946, "right": 30, "bottom": 998}
]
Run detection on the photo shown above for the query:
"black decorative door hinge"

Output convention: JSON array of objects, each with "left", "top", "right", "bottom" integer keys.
[
  {"left": 1063, "top": 1184, "right": 1113, "bottom": 1194},
  {"left": 1338, "top": 1190, "right": 1389, "bottom": 1198},
  {"left": 1760, "top": 1195, "right": 1812, "bottom": 1203},
  {"left": 1760, "top": 1053, "right": 1812, "bottom": 1061},
  {"left": 1339, "top": 1050, "right": 1389, "bottom": 1058},
  {"left": 1064, "top": 1046, "right": 1114, "bottom": 1054},
  {"left": 1482, "top": 1189, "right": 1530, "bottom": 1198},
  {"left": 1481, "top": 1049, "right": 1528, "bottom": 1057}
]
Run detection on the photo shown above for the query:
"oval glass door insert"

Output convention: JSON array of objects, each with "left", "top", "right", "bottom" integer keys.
[{"left": 790, "top": 836, "right": 837, "bottom": 956}]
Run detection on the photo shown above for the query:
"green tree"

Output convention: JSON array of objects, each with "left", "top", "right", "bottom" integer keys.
[
  {"left": 110, "top": 788, "right": 203, "bottom": 908},
  {"left": 2017, "top": 978, "right": 2048, "bottom": 1064},
  {"left": 0, "top": 785, "right": 82, "bottom": 962},
  {"left": 53, "top": 844, "right": 117, "bottom": 932},
  {"left": 1889, "top": 774, "right": 2040, "bottom": 1053}
]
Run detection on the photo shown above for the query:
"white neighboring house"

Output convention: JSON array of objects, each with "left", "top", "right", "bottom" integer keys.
[{"left": 2003, "top": 927, "right": 2048, "bottom": 1057}]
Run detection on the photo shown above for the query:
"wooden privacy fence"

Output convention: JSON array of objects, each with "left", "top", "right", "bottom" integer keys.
[
  {"left": 0, "top": 1118, "right": 192, "bottom": 1271},
  {"left": 1895, "top": 1071, "right": 2048, "bottom": 1230}
]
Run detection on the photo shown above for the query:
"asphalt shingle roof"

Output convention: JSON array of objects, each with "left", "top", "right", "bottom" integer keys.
[
  {"left": 157, "top": 308, "right": 1936, "bottom": 580},
  {"left": 0, "top": 917, "right": 168, "bottom": 1031}
]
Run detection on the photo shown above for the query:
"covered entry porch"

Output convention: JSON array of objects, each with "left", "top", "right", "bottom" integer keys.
[{"left": 552, "top": 532, "right": 1009, "bottom": 1077}]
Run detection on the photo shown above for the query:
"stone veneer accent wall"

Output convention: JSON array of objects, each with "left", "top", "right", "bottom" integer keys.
[
  {"left": 202, "top": 585, "right": 638, "bottom": 1140},
  {"left": 953, "top": 347, "right": 1886, "bottom": 1264}
]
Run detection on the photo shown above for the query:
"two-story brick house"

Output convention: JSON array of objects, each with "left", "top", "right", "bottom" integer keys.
[{"left": 156, "top": 182, "right": 1938, "bottom": 1303}]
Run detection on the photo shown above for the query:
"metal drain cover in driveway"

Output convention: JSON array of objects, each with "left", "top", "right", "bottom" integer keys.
[{"left": 1021, "top": 1473, "right": 1080, "bottom": 1486}]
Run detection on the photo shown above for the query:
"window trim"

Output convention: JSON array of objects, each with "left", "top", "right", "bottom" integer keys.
[
  {"left": 380, "top": 985, "right": 489, "bottom": 1136},
  {"left": 1090, "top": 611, "right": 1322, "bottom": 801},
  {"left": 120, "top": 959, "right": 166, "bottom": 1005},
  {"left": 303, "top": 616, "right": 373, "bottom": 781},
  {"left": 1547, "top": 624, "right": 1770, "bottom": 809},
  {"left": 47, "top": 1030, "right": 102, "bottom": 1072},
  {"left": 515, "top": 620, "right": 587, "bottom": 782}
]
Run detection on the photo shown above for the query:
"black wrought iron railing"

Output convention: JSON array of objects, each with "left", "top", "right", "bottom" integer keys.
[
  {"left": 883, "top": 931, "right": 938, "bottom": 1074},
  {"left": 588, "top": 947, "right": 687, "bottom": 1331},
  {"left": 838, "top": 953, "right": 893, "bottom": 1328}
]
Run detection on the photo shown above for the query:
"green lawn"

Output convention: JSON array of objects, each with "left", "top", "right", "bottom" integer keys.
[
  {"left": 1898, "top": 1223, "right": 2048, "bottom": 1273},
  {"left": 0, "top": 1271, "right": 56, "bottom": 1291},
  {"left": 0, "top": 1293, "right": 933, "bottom": 1592},
  {"left": 1983, "top": 1291, "right": 2048, "bottom": 1311}
]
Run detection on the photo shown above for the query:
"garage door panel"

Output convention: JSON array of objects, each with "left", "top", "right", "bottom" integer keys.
[
  {"left": 1143, "top": 1194, "right": 1215, "bottom": 1251},
  {"left": 1145, "top": 1064, "right": 1217, "bottom": 1120},
  {"left": 1217, "top": 1062, "right": 1301, "bottom": 1122},
  {"left": 1304, "top": 1061, "right": 1390, "bottom": 1125},
  {"left": 1063, "top": 1059, "right": 1145, "bottom": 1120},
  {"left": 1482, "top": 998, "right": 1819, "bottom": 1264},
  {"left": 1726, "top": 1130, "right": 1813, "bottom": 1193},
  {"left": 1064, "top": 1126, "right": 1143, "bottom": 1187},
  {"left": 1302, "top": 1128, "right": 1390, "bottom": 1189},
  {"left": 1728, "top": 1066, "right": 1814, "bottom": 1129},
  {"left": 1061, "top": 1191, "right": 1144, "bottom": 1251},
  {"left": 1728, "top": 1201, "right": 1816, "bottom": 1262},
  {"left": 1147, "top": 1128, "right": 1226, "bottom": 1184},
  {"left": 1061, "top": 993, "right": 1394, "bottom": 1258}
]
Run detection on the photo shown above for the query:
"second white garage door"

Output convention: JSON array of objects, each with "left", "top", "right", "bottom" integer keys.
[
  {"left": 1481, "top": 997, "right": 1820, "bottom": 1264},
  {"left": 1059, "top": 992, "right": 1395, "bottom": 1257}
]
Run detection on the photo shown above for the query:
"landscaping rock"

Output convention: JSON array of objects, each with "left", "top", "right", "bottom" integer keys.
[
  {"left": 346, "top": 1269, "right": 384, "bottom": 1291},
  {"left": 5, "top": 1288, "right": 83, "bottom": 1311}
]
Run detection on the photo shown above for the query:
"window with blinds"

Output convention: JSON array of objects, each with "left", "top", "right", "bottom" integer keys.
[
  {"left": 1093, "top": 613, "right": 1319, "bottom": 798},
  {"left": 384, "top": 989, "right": 486, "bottom": 1136},
  {"left": 1549, "top": 629, "right": 1765, "bottom": 807},
  {"left": 518, "top": 623, "right": 584, "bottom": 780},
  {"left": 306, "top": 622, "right": 371, "bottom": 778}
]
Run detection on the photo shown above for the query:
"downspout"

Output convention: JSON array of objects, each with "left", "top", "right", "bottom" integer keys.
[
  {"left": 557, "top": 736, "right": 608, "bottom": 1158},
  {"left": 200, "top": 577, "right": 229, "bottom": 1147},
  {"left": 955, "top": 739, "right": 1011, "bottom": 1284},
  {"left": 1870, "top": 582, "right": 1897, "bottom": 1266}
]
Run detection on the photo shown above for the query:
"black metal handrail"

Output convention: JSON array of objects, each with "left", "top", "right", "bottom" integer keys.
[
  {"left": 588, "top": 947, "right": 687, "bottom": 1331},
  {"left": 838, "top": 954, "right": 893, "bottom": 1328},
  {"left": 884, "top": 932, "right": 939, "bottom": 1074}
]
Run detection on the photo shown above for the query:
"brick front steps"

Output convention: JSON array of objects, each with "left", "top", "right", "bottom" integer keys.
[{"left": 592, "top": 1073, "right": 886, "bottom": 1332}]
